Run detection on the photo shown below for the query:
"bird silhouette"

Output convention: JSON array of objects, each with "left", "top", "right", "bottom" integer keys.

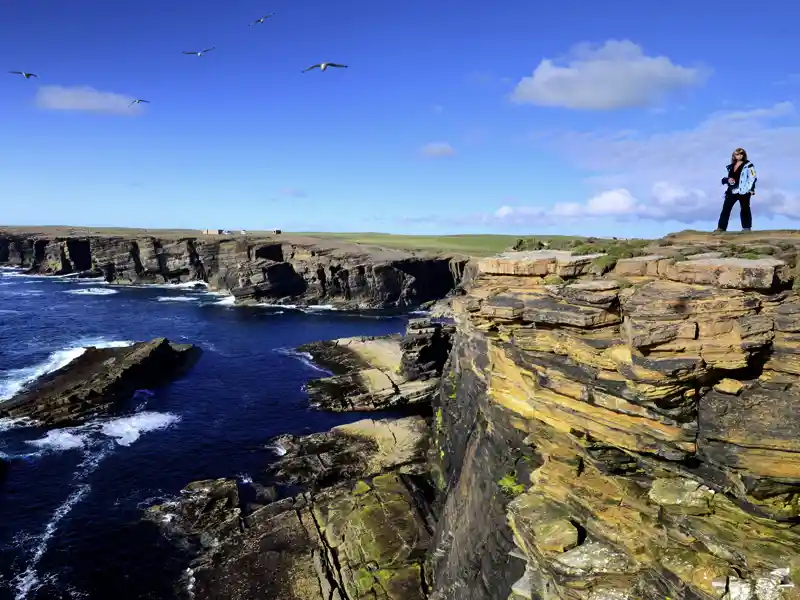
[
  {"left": 8, "top": 71, "right": 38, "bottom": 79},
  {"left": 182, "top": 47, "right": 216, "bottom": 57},
  {"left": 301, "top": 63, "right": 348, "bottom": 73},
  {"left": 250, "top": 14, "right": 275, "bottom": 25},
  {"left": 129, "top": 99, "right": 149, "bottom": 107}
]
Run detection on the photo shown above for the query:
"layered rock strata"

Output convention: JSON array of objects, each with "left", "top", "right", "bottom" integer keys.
[
  {"left": 0, "top": 231, "right": 467, "bottom": 309},
  {"left": 299, "top": 319, "right": 455, "bottom": 411},
  {"left": 145, "top": 416, "right": 434, "bottom": 600},
  {"left": 0, "top": 338, "right": 200, "bottom": 426},
  {"left": 426, "top": 236, "right": 800, "bottom": 600}
]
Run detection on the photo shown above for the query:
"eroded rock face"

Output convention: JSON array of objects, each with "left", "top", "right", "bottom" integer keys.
[
  {"left": 426, "top": 234, "right": 800, "bottom": 600},
  {"left": 0, "top": 232, "right": 467, "bottom": 309},
  {"left": 145, "top": 417, "right": 433, "bottom": 600},
  {"left": 0, "top": 338, "right": 200, "bottom": 426},
  {"left": 299, "top": 319, "right": 455, "bottom": 411}
]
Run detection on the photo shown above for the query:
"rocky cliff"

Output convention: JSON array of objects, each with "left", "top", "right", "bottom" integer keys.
[
  {"left": 141, "top": 231, "right": 800, "bottom": 600},
  {"left": 0, "top": 230, "right": 468, "bottom": 309},
  {"left": 427, "top": 233, "right": 800, "bottom": 600}
]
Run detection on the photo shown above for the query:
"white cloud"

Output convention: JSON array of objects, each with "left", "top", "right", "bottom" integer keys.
[
  {"left": 420, "top": 141, "right": 456, "bottom": 157},
  {"left": 511, "top": 39, "right": 708, "bottom": 110},
  {"left": 494, "top": 102, "right": 800, "bottom": 224},
  {"left": 36, "top": 85, "right": 143, "bottom": 115}
]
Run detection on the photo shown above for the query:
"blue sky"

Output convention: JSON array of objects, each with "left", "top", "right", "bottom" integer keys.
[{"left": 1, "top": 0, "right": 799, "bottom": 236}]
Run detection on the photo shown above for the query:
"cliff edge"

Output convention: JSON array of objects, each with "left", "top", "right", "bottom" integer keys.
[
  {"left": 427, "top": 232, "right": 800, "bottom": 600},
  {"left": 0, "top": 229, "right": 468, "bottom": 309}
]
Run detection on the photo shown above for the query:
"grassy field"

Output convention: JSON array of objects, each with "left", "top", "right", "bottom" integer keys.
[
  {"left": 297, "top": 232, "right": 587, "bottom": 256},
  {"left": 0, "top": 227, "right": 591, "bottom": 256}
]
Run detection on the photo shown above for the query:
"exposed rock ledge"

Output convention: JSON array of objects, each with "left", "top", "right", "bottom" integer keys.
[
  {"left": 428, "top": 232, "right": 800, "bottom": 600},
  {"left": 0, "top": 230, "right": 468, "bottom": 309},
  {"left": 298, "top": 318, "right": 455, "bottom": 411},
  {"left": 145, "top": 416, "right": 434, "bottom": 600},
  {"left": 0, "top": 338, "right": 200, "bottom": 426}
]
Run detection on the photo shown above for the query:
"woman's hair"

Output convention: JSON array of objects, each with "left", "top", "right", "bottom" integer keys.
[{"left": 731, "top": 147, "right": 748, "bottom": 162}]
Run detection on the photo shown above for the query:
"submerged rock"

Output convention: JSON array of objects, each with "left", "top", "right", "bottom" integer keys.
[
  {"left": 0, "top": 338, "right": 201, "bottom": 426},
  {"left": 298, "top": 319, "right": 454, "bottom": 411}
]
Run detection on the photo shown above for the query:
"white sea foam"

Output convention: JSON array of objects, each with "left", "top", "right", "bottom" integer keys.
[
  {"left": 76, "top": 339, "right": 135, "bottom": 349},
  {"left": 12, "top": 483, "right": 92, "bottom": 599},
  {"left": 22, "top": 410, "right": 178, "bottom": 456},
  {"left": 156, "top": 296, "right": 201, "bottom": 303},
  {"left": 305, "top": 304, "right": 336, "bottom": 311},
  {"left": 266, "top": 442, "right": 288, "bottom": 456},
  {"left": 27, "top": 430, "right": 88, "bottom": 451},
  {"left": 259, "top": 302, "right": 298, "bottom": 309},
  {"left": 155, "top": 281, "right": 208, "bottom": 290},
  {"left": 237, "top": 473, "right": 253, "bottom": 484},
  {"left": 64, "top": 287, "right": 118, "bottom": 296},
  {"left": 0, "top": 416, "right": 35, "bottom": 432},
  {"left": 275, "top": 348, "right": 333, "bottom": 375},
  {"left": 214, "top": 295, "right": 235, "bottom": 306},
  {"left": 99, "top": 412, "right": 181, "bottom": 446},
  {"left": 0, "top": 348, "right": 86, "bottom": 401}
]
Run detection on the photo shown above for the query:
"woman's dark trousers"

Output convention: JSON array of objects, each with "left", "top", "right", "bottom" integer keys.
[{"left": 717, "top": 193, "right": 752, "bottom": 231}]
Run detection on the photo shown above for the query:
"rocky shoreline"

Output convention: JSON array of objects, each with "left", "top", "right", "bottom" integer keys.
[
  {"left": 0, "top": 231, "right": 469, "bottom": 309},
  {"left": 142, "top": 319, "right": 454, "bottom": 599},
  {"left": 297, "top": 319, "right": 455, "bottom": 411}
]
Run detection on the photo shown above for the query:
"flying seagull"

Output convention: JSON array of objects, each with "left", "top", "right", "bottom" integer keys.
[
  {"left": 250, "top": 13, "right": 275, "bottom": 25},
  {"left": 301, "top": 62, "right": 348, "bottom": 73},
  {"left": 182, "top": 47, "right": 216, "bottom": 56},
  {"left": 129, "top": 99, "right": 149, "bottom": 107},
  {"left": 8, "top": 71, "right": 38, "bottom": 79}
]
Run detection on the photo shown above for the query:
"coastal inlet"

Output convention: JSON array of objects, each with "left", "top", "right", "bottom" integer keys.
[{"left": 0, "top": 266, "right": 433, "bottom": 600}]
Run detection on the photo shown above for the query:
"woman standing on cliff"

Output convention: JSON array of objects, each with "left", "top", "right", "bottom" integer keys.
[{"left": 715, "top": 147, "right": 757, "bottom": 233}]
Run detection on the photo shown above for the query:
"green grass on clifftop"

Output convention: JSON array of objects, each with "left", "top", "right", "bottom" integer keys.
[{"left": 298, "top": 232, "right": 586, "bottom": 256}]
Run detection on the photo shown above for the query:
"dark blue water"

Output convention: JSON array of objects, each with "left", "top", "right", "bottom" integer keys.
[{"left": 0, "top": 269, "right": 408, "bottom": 600}]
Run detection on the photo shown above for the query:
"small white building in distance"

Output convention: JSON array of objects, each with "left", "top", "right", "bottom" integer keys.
[
  {"left": 202, "top": 229, "right": 223, "bottom": 235},
  {"left": 240, "top": 230, "right": 247, "bottom": 235}
]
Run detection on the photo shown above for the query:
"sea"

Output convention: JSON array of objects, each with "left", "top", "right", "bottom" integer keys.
[{"left": 0, "top": 267, "right": 412, "bottom": 600}]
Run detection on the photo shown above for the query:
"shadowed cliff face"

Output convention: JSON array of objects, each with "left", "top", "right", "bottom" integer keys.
[
  {"left": 426, "top": 233, "right": 800, "bottom": 600},
  {"left": 0, "top": 234, "right": 468, "bottom": 309}
]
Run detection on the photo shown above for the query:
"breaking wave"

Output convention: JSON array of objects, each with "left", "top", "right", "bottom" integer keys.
[
  {"left": 155, "top": 296, "right": 201, "bottom": 303},
  {"left": 274, "top": 348, "right": 333, "bottom": 375},
  {"left": 214, "top": 295, "right": 235, "bottom": 306},
  {"left": 64, "top": 288, "right": 118, "bottom": 296},
  {"left": 0, "top": 339, "right": 135, "bottom": 402}
]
